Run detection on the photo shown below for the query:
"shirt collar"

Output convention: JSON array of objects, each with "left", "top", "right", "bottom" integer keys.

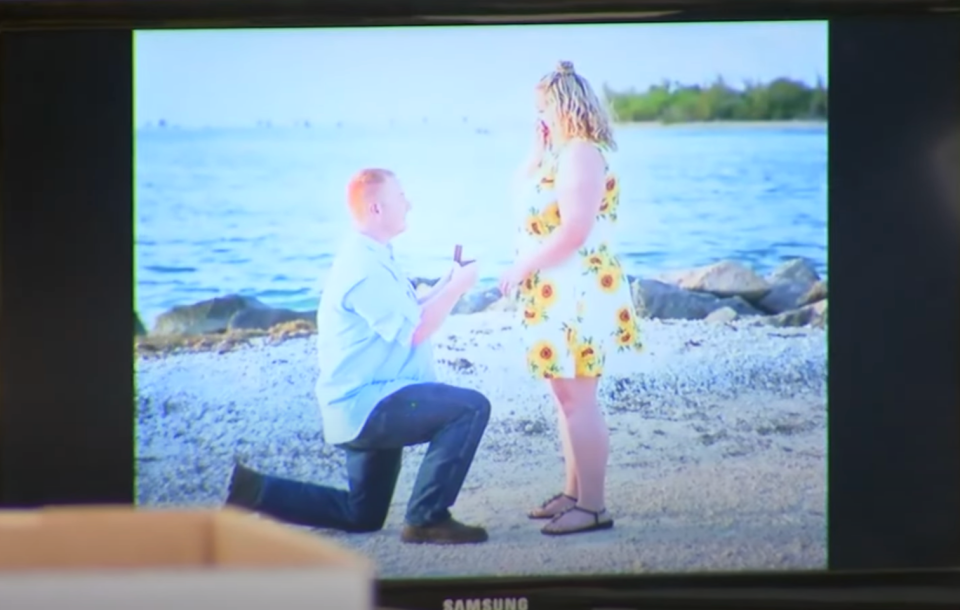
[{"left": 353, "top": 231, "right": 394, "bottom": 262}]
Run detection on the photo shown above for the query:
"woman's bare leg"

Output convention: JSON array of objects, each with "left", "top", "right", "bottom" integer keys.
[
  {"left": 552, "top": 387, "right": 579, "bottom": 499},
  {"left": 542, "top": 377, "right": 612, "bottom": 532},
  {"left": 528, "top": 383, "right": 579, "bottom": 518}
]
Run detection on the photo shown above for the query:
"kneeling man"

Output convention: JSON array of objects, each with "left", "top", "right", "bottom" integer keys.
[{"left": 226, "top": 168, "right": 490, "bottom": 544}]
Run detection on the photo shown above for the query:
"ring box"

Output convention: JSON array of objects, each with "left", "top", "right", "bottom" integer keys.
[{"left": 453, "top": 244, "right": 474, "bottom": 266}]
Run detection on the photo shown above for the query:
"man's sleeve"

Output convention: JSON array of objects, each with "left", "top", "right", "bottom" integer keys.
[{"left": 342, "top": 268, "right": 422, "bottom": 346}]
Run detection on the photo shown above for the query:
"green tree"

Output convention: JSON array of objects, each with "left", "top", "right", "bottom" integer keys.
[{"left": 603, "top": 76, "right": 828, "bottom": 123}]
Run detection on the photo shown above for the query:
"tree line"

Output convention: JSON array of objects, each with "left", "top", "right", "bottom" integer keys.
[{"left": 603, "top": 76, "right": 827, "bottom": 123}]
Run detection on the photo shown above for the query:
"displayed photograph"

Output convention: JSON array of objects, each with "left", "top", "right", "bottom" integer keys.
[{"left": 134, "top": 22, "right": 828, "bottom": 578}]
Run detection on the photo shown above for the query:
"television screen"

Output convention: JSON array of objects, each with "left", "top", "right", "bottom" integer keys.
[{"left": 133, "top": 21, "right": 829, "bottom": 579}]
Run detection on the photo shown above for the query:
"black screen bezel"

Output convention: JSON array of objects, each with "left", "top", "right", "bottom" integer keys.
[
  {"left": 2, "top": 1, "right": 959, "bottom": 609},
  {"left": 0, "top": 0, "right": 956, "bottom": 29}
]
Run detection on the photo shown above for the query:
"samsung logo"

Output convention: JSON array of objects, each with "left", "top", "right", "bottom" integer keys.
[{"left": 442, "top": 598, "right": 529, "bottom": 610}]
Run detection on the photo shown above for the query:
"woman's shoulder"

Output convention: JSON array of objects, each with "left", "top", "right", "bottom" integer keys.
[
  {"left": 558, "top": 137, "right": 603, "bottom": 153},
  {"left": 556, "top": 138, "right": 608, "bottom": 173}
]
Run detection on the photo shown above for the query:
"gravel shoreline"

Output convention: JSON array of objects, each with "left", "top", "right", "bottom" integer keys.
[{"left": 136, "top": 310, "right": 827, "bottom": 578}]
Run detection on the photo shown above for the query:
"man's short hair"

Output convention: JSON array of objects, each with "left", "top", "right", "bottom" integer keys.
[{"left": 347, "top": 168, "right": 394, "bottom": 222}]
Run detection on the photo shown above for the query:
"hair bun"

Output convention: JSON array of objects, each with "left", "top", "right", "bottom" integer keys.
[{"left": 557, "top": 60, "right": 575, "bottom": 75}]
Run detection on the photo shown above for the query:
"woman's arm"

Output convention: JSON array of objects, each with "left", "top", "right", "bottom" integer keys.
[{"left": 517, "top": 141, "right": 607, "bottom": 274}]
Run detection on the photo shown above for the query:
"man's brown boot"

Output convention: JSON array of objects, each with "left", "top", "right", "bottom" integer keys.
[{"left": 400, "top": 517, "right": 488, "bottom": 544}]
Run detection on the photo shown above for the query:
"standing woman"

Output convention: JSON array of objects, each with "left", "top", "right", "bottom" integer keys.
[{"left": 499, "top": 60, "right": 643, "bottom": 536}]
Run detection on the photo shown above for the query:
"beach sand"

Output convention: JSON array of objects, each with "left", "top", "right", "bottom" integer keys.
[{"left": 136, "top": 310, "right": 827, "bottom": 579}]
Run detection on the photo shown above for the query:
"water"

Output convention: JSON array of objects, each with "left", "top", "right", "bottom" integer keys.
[{"left": 135, "top": 122, "right": 827, "bottom": 326}]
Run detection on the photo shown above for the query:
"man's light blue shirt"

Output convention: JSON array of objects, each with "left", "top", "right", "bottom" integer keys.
[{"left": 315, "top": 233, "right": 437, "bottom": 445}]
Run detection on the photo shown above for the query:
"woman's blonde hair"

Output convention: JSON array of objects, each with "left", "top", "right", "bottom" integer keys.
[{"left": 538, "top": 60, "right": 617, "bottom": 151}]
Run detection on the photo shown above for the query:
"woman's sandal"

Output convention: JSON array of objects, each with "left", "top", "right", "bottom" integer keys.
[
  {"left": 540, "top": 505, "right": 614, "bottom": 536},
  {"left": 527, "top": 493, "right": 577, "bottom": 519}
]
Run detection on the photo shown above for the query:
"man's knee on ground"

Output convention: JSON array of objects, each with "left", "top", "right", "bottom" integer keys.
[
  {"left": 345, "top": 498, "right": 392, "bottom": 533},
  {"left": 345, "top": 511, "right": 389, "bottom": 533}
]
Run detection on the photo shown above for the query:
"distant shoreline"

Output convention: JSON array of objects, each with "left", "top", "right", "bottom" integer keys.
[{"left": 615, "top": 120, "right": 827, "bottom": 129}]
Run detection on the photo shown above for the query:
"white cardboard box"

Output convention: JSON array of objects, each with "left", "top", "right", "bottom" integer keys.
[{"left": 0, "top": 505, "right": 374, "bottom": 610}]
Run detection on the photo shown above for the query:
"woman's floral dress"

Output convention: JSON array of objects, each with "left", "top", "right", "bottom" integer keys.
[{"left": 513, "top": 141, "right": 643, "bottom": 379}]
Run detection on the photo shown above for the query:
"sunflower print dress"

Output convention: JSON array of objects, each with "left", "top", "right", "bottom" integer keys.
[{"left": 514, "top": 142, "right": 643, "bottom": 379}]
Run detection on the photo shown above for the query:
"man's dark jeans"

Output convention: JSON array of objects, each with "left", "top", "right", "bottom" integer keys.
[{"left": 245, "top": 382, "right": 491, "bottom": 531}]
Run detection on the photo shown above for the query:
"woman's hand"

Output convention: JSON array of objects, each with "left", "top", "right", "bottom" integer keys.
[
  {"left": 523, "top": 120, "right": 552, "bottom": 176},
  {"left": 536, "top": 120, "right": 551, "bottom": 151},
  {"left": 532, "top": 120, "right": 552, "bottom": 161},
  {"left": 498, "top": 260, "right": 532, "bottom": 297}
]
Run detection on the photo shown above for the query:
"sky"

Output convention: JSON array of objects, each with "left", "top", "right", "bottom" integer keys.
[{"left": 134, "top": 21, "right": 827, "bottom": 128}]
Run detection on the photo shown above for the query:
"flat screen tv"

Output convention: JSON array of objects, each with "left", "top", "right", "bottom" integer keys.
[{"left": 1, "top": 1, "right": 959, "bottom": 608}]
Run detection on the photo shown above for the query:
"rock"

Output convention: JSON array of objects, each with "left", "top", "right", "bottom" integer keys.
[
  {"left": 268, "top": 319, "right": 316, "bottom": 340},
  {"left": 135, "top": 313, "right": 147, "bottom": 337},
  {"left": 798, "top": 280, "right": 828, "bottom": 306},
  {"left": 409, "top": 276, "right": 440, "bottom": 290},
  {"left": 766, "top": 299, "right": 828, "bottom": 328},
  {"left": 633, "top": 279, "right": 716, "bottom": 319},
  {"left": 152, "top": 294, "right": 269, "bottom": 336},
  {"left": 766, "top": 258, "right": 821, "bottom": 286},
  {"left": 813, "top": 299, "right": 828, "bottom": 328},
  {"left": 757, "top": 260, "right": 825, "bottom": 314},
  {"left": 672, "top": 260, "right": 771, "bottom": 301},
  {"left": 767, "top": 307, "right": 813, "bottom": 328},
  {"left": 716, "top": 295, "right": 763, "bottom": 316},
  {"left": 654, "top": 269, "right": 687, "bottom": 285},
  {"left": 705, "top": 306, "right": 739, "bottom": 324},
  {"left": 409, "top": 277, "right": 508, "bottom": 314},
  {"left": 757, "top": 281, "right": 814, "bottom": 314},
  {"left": 484, "top": 296, "right": 518, "bottom": 312},
  {"left": 228, "top": 307, "right": 316, "bottom": 332},
  {"left": 454, "top": 287, "right": 503, "bottom": 314},
  {"left": 630, "top": 280, "right": 718, "bottom": 320},
  {"left": 215, "top": 335, "right": 253, "bottom": 354},
  {"left": 632, "top": 278, "right": 763, "bottom": 320}
]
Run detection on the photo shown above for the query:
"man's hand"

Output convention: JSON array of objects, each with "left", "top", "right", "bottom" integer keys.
[
  {"left": 438, "top": 264, "right": 457, "bottom": 287},
  {"left": 450, "top": 261, "right": 479, "bottom": 295},
  {"left": 412, "top": 261, "right": 479, "bottom": 346},
  {"left": 418, "top": 265, "right": 457, "bottom": 305}
]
